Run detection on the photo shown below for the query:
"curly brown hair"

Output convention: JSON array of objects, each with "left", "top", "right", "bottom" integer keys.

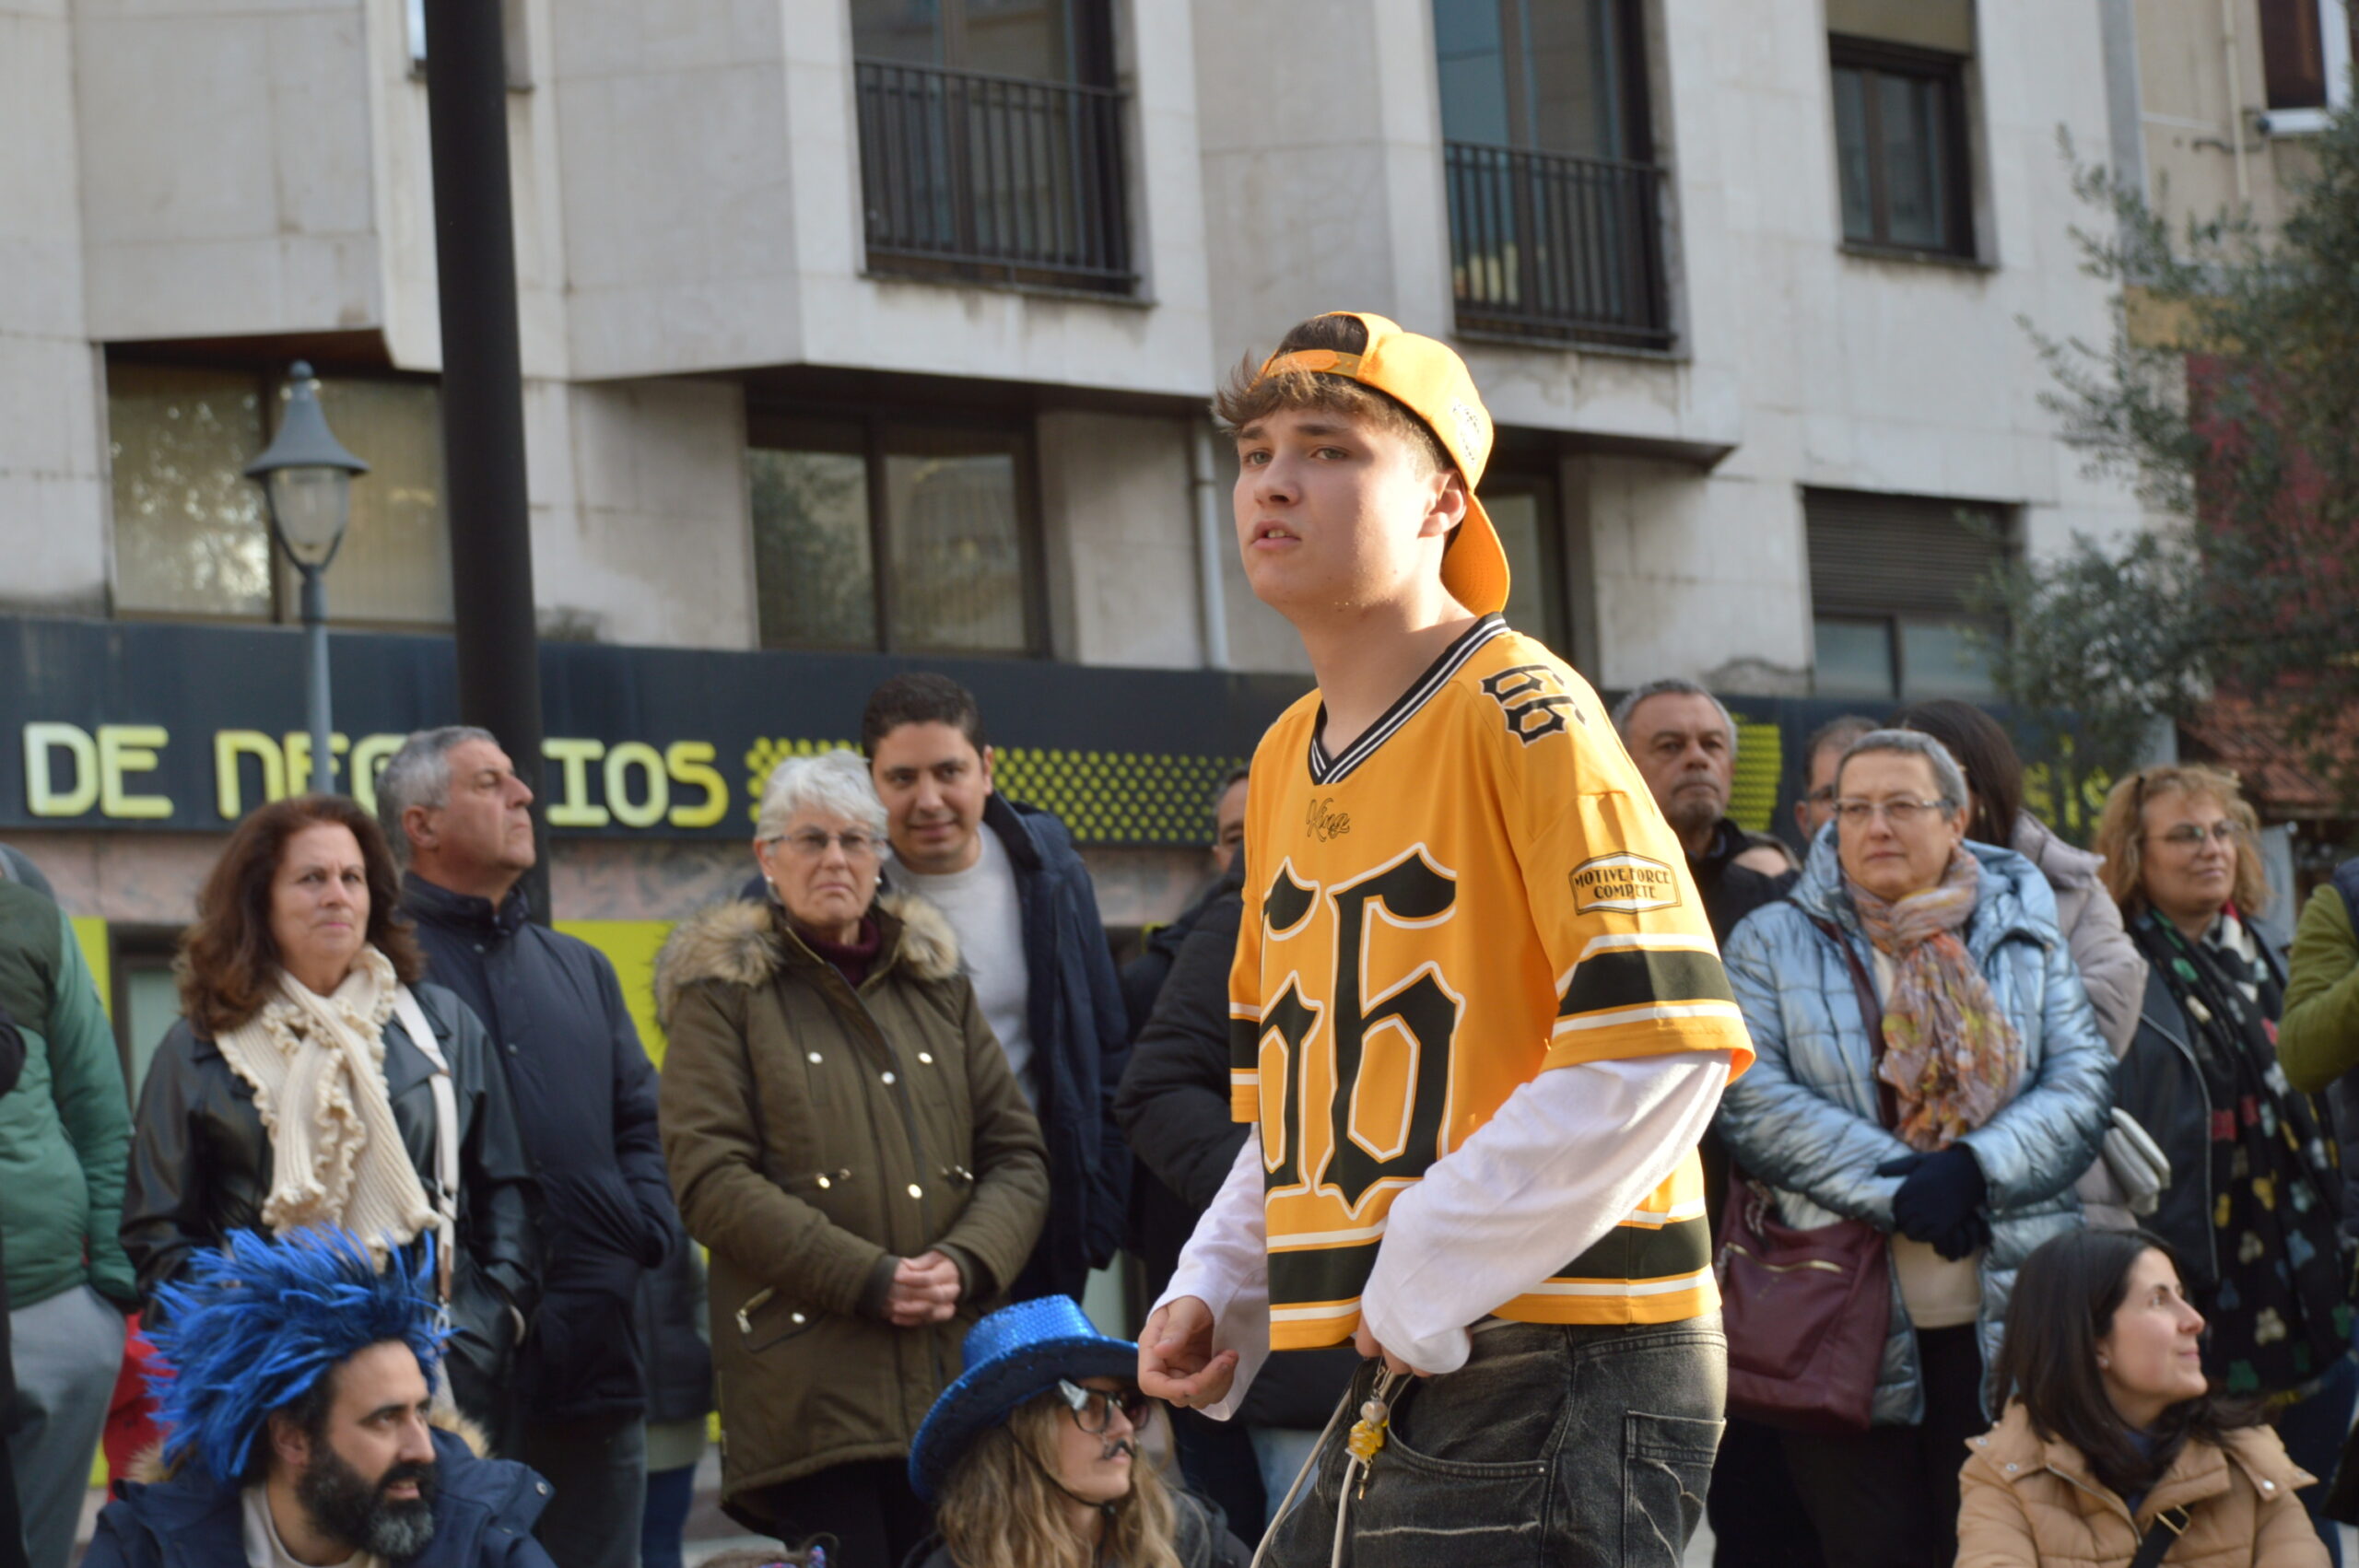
[
  {"left": 2093, "top": 763, "right": 2271, "bottom": 922},
  {"left": 1212, "top": 312, "right": 1451, "bottom": 476},
  {"left": 178, "top": 795, "right": 424, "bottom": 1037}
]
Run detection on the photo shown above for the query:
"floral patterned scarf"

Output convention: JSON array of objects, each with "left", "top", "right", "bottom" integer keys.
[{"left": 1848, "top": 848, "right": 2024, "bottom": 1152}]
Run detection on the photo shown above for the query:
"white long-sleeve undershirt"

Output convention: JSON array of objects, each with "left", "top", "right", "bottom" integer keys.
[{"left": 1157, "top": 1049, "right": 1730, "bottom": 1419}]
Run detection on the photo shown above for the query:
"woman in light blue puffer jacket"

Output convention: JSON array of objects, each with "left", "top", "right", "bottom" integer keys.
[{"left": 1718, "top": 729, "right": 2113, "bottom": 1568}]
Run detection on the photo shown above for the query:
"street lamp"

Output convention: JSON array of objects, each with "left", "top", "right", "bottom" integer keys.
[{"left": 246, "top": 362, "right": 369, "bottom": 795}]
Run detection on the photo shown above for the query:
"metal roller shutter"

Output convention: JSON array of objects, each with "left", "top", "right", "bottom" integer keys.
[{"left": 1804, "top": 488, "right": 2011, "bottom": 616}]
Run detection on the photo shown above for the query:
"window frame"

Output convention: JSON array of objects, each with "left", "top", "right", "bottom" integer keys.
[
  {"left": 1480, "top": 464, "right": 1573, "bottom": 656},
  {"left": 851, "top": 0, "right": 1118, "bottom": 88},
  {"left": 102, "top": 352, "right": 455, "bottom": 632},
  {"left": 1827, "top": 35, "right": 1977, "bottom": 262},
  {"left": 744, "top": 404, "right": 1050, "bottom": 660}
]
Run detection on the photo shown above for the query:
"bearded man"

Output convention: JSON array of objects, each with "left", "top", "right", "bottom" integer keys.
[{"left": 86, "top": 1229, "right": 555, "bottom": 1568}]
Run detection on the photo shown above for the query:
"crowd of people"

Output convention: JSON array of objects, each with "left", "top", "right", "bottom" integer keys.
[{"left": 3, "top": 311, "right": 2358, "bottom": 1568}]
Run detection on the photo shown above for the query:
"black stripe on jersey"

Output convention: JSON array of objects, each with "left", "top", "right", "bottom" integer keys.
[
  {"left": 1556, "top": 950, "right": 1737, "bottom": 1019},
  {"left": 1306, "top": 614, "right": 1509, "bottom": 786},
  {"left": 1269, "top": 1240, "right": 1380, "bottom": 1310},
  {"left": 1230, "top": 1016, "right": 1260, "bottom": 1076},
  {"left": 1551, "top": 1215, "right": 1712, "bottom": 1283}
]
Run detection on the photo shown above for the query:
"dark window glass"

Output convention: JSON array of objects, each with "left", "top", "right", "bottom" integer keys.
[
  {"left": 108, "top": 358, "right": 452, "bottom": 626},
  {"left": 2258, "top": 0, "right": 2329, "bottom": 110},
  {"left": 1829, "top": 41, "right": 1971, "bottom": 257},
  {"left": 1484, "top": 471, "right": 1569, "bottom": 654},
  {"left": 749, "top": 415, "right": 1038, "bottom": 656},
  {"left": 1813, "top": 616, "right": 1897, "bottom": 698},
  {"left": 1433, "top": 0, "right": 1637, "bottom": 158},
  {"left": 852, "top": 0, "right": 1082, "bottom": 82},
  {"left": 1804, "top": 488, "right": 2011, "bottom": 699}
]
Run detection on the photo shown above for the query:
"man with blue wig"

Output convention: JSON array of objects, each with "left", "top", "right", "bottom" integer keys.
[{"left": 86, "top": 1228, "right": 557, "bottom": 1568}]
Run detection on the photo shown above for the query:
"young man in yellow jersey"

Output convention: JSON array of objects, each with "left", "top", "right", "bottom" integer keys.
[{"left": 1136, "top": 312, "right": 1755, "bottom": 1566}]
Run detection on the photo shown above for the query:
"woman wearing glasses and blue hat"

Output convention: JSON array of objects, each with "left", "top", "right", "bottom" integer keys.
[{"left": 908, "top": 1297, "right": 1250, "bottom": 1568}]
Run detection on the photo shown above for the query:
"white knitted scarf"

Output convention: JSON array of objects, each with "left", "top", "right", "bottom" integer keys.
[{"left": 212, "top": 944, "right": 438, "bottom": 1266}]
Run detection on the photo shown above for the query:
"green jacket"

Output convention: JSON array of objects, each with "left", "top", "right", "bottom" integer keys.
[
  {"left": 656, "top": 892, "right": 1048, "bottom": 1532},
  {"left": 0, "top": 881, "right": 134, "bottom": 1308},
  {"left": 2280, "top": 882, "right": 2359, "bottom": 1094}
]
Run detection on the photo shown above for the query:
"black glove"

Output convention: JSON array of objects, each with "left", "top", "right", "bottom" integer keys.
[{"left": 1876, "top": 1145, "right": 1987, "bottom": 1256}]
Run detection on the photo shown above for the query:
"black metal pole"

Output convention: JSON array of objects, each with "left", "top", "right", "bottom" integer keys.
[{"left": 421, "top": 0, "right": 550, "bottom": 924}]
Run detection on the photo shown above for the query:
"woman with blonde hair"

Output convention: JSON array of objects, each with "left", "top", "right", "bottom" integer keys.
[
  {"left": 2093, "top": 764, "right": 2353, "bottom": 1559},
  {"left": 906, "top": 1297, "right": 1249, "bottom": 1568}
]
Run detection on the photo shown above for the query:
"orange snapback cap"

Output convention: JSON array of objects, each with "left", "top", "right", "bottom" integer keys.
[{"left": 1256, "top": 311, "right": 1509, "bottom": 616}]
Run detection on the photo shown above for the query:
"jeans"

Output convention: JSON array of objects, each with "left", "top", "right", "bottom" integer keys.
[
  {"left": 7, "top": 1285, "right": 125, "bottom": 1568},
  {"left": 640, "top": 1464, "right": 697, "bottom": 1568},
  {"left": 513, "top": 1416, "right": 648, "bottom": 1568},
  {"left": 1779, "top": 1324, "right": 1984, "bottom": 1568},
  {"left": 1260, "top": 1316, "right": 1726, "bottom": 1568}
]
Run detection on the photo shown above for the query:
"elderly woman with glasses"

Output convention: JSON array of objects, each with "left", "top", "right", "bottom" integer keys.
[
  {"left": 2093, "top": 766, "right": 2354, "bottom": 1559},
  {"left": 657, "top": 749, "right": 1050, "bottom": 1563},
  {"left": 1718, "top": 729, "right": 2112, "bottom": 1568}
]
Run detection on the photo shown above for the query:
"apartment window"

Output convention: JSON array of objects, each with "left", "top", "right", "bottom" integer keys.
[
  {"left": 108, "top": 359, "right": 453, "bottom": 626},
  {"left": 1485, "top": 470, "right": 1571, "bottom": 654},
  {"left": 1433, "top": 0, "right": 1670, "bottom": 347},
  {"left": 2258, "top": 0, "right": 2358, "bottom": 113},
  {"left": 1805, "top": 488, "right": 2010, "bottom": 699},
  {"left": 748, "top": 415, "right": 1043, "bottom": 656},
  {"left": 1830, "top": 39, "right": 1973, "bottom": 258},
  {"left": 851, "top": 0, "right": 1132, "bottom": 294}
]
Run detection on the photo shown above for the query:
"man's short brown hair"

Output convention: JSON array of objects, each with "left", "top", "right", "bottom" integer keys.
[{"left": 1214, "top": 314, "right": 1453, "bottom": 477}]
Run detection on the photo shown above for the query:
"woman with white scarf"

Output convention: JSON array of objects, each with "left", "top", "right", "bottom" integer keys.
[{"left": 122, "top": 795, "right": 536, "bottom": 1433}]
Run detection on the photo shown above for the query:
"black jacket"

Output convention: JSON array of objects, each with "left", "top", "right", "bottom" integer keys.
[
  {"left": 0, "top": 1001, "right": 18, "bottom": 1568},
  {"left": 1120, "top": 873, "right": 1228, "bottom": 1036},
  {"left": 120, "top": 984, "right": 538, "bottom": 1432},
  {"left": 402, "top": 874, "right": 680, "bottom": 1424},
  {"left": 634, "top": 1235, "right": 712, "bottom": 1428},
  {"left": 85, "top": 1427, "right": 557, "bottom": 1568},
  {"left": 2115, "top": 932, "right": 2304, "bottom": 1293},
  {"left": 966, "top": 795, "right": 1133, "bottom": 1303},
  {"left": 1112, "top": 873, "right": 1358, "bottom": 1431},
  {"left": 1691, "top": 817, "right": 1797, "bottom": 945}
]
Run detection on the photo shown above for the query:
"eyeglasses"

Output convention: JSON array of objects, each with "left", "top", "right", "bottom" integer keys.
[
  {"left": 1804, "top": 785, "right": 1837, "bottom": 805},
  {"left": 1056, "top": 1379, "right": 1149, "bottom": 1433},
  {"left": 2149, "top": 821, "right": 2245, "bottom": 849},
  {"left": 769, "top": 829, "right": 883, "bottom": 860},
  {"left": 1833, "top": 798, "right": 1948, "bottom": 830}
]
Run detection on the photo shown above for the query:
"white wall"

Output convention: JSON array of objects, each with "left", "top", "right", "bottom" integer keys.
[
  {"left": 1037, "top": 410, "right": 1203, "bottom": 669},
  {"left": 0, "top": 0, "right": 107, "bottom": 614}
]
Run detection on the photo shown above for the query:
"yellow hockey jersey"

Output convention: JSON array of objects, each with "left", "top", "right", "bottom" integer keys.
[{"left": 1229, "top": 615, "right": 1755, "bottom": 1350}]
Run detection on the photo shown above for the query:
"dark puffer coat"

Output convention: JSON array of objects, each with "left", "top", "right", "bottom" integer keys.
[{"left": 656, "top": 892, "right": 1049, "bottom": 1533}]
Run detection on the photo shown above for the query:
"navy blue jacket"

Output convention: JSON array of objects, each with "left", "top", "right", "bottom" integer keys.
[
  {"left": 401, "top": 875, "right": 679, "bottom": 1424},
  {"left": 85, "top": 1428, "right": 557, "bottom": 1568},
  {"left": 977, "top": 795, "right": 1133, "bottom": 1302}
]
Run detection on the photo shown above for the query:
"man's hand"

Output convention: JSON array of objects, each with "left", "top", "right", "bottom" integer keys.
[
  {"left": 1139, "top": 1296, "right": 1239, "bottom": 1410},
  {"left": 885, "top": 1253, "right": 961, "bottom": 1327},
  {"left": 1353, "top": 1320, "right": 1422, "bottom": 1379}
]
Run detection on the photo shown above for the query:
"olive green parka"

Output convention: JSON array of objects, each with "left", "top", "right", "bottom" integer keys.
[{"left": 656, "top": 893, "right": 1049, "bottom": 1532}]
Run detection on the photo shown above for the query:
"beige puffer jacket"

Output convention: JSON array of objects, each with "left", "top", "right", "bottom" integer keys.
[
  {"left": 1957, "top": 1402, "right": 2325, "bottom": 1568},
  {"left": 656, "top": 893, "right": 1049, "bottom": 1533}
]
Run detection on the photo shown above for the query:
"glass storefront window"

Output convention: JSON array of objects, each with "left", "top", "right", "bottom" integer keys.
[{"left": 109, "top": 365, "right": 274, "bottom": 618}]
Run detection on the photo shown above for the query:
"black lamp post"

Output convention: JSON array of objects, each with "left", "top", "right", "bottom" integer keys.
[{"left": 245, "top": 362, "right": 369, "bottom": 795}]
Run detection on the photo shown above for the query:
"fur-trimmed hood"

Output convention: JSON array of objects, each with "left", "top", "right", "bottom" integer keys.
[{"left": 654, "top": 890, "right": 960, "bottom": 1030}]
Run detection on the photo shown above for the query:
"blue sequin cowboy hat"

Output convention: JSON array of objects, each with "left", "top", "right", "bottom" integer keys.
[{"left": 907, "top": 1296, "right": 1139, "bottom": 1502}]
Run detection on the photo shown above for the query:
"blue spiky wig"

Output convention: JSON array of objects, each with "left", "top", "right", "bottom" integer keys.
[{"left": 146, "top": 1227, "right": 446, "bottom": 1483}]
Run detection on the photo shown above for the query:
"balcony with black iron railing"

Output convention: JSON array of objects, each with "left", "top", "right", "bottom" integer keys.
[
  {"left": 1444, "top": 142, "right": 1672, "bottom": 350},
  {"left": 853, "top": 59, "right": 1134, "bottom": 297}
]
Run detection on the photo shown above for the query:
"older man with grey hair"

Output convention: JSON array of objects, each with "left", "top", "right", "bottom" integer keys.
[
  {"left": 1612, "top": 677, "right": 1795, "bottom": 945},
  {"left": 378, "top": 726, "right": 679, "bottom": 1568}
]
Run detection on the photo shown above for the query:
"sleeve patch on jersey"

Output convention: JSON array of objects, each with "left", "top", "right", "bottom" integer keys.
[
  {"left": 1558, "top": 949, "right": 1736, "bottom": 1019},
  {"left": 1477, "top": 663, "right": 1582, "bottom": 743},
  {"left": 1567, "top": 852, "right": 1682, "bottom": 914}
]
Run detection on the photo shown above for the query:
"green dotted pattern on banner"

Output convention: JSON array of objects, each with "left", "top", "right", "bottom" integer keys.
[
  {"left": 1729, "top": 720, "right": 1785, "bottom": 835},
  {"left": 744, "top": 737, "right": 1247, "bottom": 847}
]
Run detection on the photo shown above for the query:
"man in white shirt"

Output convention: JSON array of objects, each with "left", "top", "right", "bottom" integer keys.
[
  {"left": 862, "top": 673, "right": 1133, "bottom": 1303},
  {"left": 84, "top": 1229, "right": 557, "bottom": 1568}
]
